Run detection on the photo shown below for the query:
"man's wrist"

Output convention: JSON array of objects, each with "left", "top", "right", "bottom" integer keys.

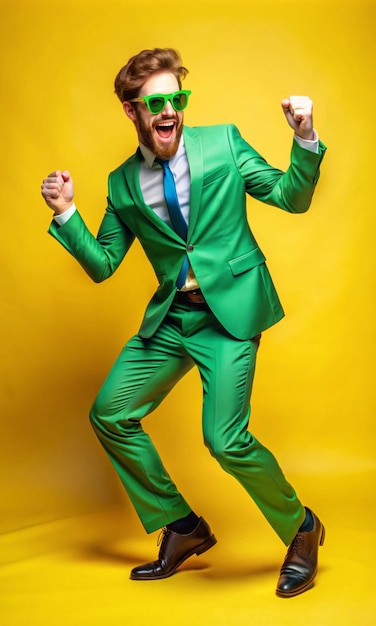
[
  {"left": 53, "top": 203, "right": 77, "bottom": 225},
  {"left": 294, "top": 130, "right": 319, "bottom": 154}
]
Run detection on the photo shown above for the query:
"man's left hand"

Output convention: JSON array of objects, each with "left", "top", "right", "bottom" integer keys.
[{"left": 281, "top": 96, "right": 314, "bottom": 140}]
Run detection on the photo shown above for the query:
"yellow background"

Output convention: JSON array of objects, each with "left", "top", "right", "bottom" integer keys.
[{"left": 1, "top": 0, "right": 375, "bottom": 624}]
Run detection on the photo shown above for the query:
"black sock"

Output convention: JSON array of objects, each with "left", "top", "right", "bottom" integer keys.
[
  {"left": 167, "top": 511, "right": 200, "bottom": 534},
  {"left": 299, "top": 507, "right": 314, "bottom": 532}
]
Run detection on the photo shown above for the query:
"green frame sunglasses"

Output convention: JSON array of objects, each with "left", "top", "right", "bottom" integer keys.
[{"left": 128, "top": 90, "right": 191, "bottom": 114}]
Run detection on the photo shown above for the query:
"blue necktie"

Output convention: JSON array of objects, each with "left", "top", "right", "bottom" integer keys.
[{"left": 157, "top": 158, "right": 190, "bottom": 288}]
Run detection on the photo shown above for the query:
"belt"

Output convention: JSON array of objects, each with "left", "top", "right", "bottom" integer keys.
[{"left": 174, "top": 289, "right": 207, "bottom": 304}]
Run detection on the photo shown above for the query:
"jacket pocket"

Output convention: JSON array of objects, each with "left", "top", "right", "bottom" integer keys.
[
  {"left": 228, "top": 248, "right": 266, "bottom": 276},
  {"left": 202, "top": 165, "right": 229, "bottom": 187}
]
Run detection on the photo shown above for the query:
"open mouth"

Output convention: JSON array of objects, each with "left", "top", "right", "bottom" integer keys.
[{"left": 155, "top": 121, "right": 175, "bottom": 141}]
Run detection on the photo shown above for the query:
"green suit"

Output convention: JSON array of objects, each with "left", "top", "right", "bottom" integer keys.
[{"left": 49, "top": 124, "right": 326, "bottom": 545}]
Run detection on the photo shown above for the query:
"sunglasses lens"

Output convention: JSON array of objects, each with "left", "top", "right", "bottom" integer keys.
[
  {"left": 174, "top": 92, "right": 189, "bottom": 111},
  {"left": 148, "top": 97, "right": 166, "bottom": 114},
  {"left": 172, "top": 93, "right": 186, "bottom": 111}
]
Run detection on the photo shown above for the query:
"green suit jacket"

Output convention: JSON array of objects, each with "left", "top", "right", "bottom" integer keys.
[{"left": 49, "top": 124, "right": 326, "bottom": 340}]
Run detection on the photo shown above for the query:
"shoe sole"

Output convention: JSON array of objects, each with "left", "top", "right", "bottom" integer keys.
[{"left": 130, "top": 534, "right": 217, "bottom": 581}]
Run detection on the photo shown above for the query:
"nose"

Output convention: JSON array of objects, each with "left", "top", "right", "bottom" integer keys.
[{"left": 161, "top": 98, "right": 174, "bottom": 116}]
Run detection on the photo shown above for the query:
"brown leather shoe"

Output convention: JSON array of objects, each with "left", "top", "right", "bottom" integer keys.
[
  {"left": 130, "top": 517, "right": 217, "bottom": 580},
  {"left": 276, "top": 509, "right": 325, "bottom": 598}
]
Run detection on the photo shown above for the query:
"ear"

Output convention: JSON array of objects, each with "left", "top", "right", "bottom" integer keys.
[{"left": 123, "top": 101, "right": 136, "bottom": 121}]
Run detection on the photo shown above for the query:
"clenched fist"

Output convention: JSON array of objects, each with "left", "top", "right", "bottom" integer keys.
[
  {"left": 281, "top": 96, "right": 314, "bottom": 140},
  {"left": 41, "top": 170, "right": 74, "bottom": 215}
]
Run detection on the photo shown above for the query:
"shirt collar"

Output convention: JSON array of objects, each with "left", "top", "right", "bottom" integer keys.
[{"left": 139, "top": 134, "right": 186, "bottom": 168}]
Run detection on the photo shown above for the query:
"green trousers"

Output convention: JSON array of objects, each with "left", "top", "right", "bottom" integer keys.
[{"left": 90, "top": 302, "right": 305, "bottom": 546}]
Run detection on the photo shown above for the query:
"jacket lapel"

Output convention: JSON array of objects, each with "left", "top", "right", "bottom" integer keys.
[
  {"left": 122, "top": 130, "right": 204, "bottom": 241},
  {"left": 183, "top": 126, "right": 203, "bottom": 238},
  {"left": 122, "top": 150, "right": 181, "bottom": 242}
]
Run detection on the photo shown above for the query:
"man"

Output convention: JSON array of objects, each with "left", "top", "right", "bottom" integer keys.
[{"left": 41, "top": 48, "right": 326, "bottom": 598}]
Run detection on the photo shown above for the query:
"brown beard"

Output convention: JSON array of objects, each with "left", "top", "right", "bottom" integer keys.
[{"left": 135, "top": 110, "right": 183, "bottom": 160}]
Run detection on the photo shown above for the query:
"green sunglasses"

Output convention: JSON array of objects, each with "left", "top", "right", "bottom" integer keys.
[{"left": 128, "top": 90, "right": 191, "bottom": 114}]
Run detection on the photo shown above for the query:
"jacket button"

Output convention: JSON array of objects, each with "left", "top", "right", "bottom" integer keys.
[{"left": 187, "top": 244, "right": 194, "bottom": 252}]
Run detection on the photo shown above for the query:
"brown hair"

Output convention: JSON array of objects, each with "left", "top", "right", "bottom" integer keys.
[{"left": 114, "top": 48, "right": 188, "bottom": 102}]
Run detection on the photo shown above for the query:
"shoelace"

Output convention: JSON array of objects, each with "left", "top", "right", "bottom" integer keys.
[
  {"left": 287, "top": 532, "right": 304, "bottom": 555},
  {"left": 157, "top": 527, "right": 169, "bottom": 547}
]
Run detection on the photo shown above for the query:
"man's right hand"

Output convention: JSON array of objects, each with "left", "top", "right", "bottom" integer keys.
[{"left": 41, "top": 170, "right": 74, "bottom": 215}]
